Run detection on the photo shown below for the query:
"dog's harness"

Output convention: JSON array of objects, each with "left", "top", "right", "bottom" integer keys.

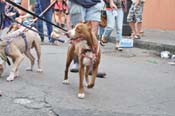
[
  {"left": 69, "top": 35, "right": 100, "bottom": 71},
  {"left": 70, "top": 38, "right": 99, "bottom": 64},
  {"left": 4, "top": 32, "right": 28, "bottom": 56},
  {"left": 81, "top": 44, "right": 99, "bottom": 61}
]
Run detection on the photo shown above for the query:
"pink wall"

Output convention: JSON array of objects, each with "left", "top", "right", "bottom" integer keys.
[{"left": 143, "top": 0, "right": 175, "bottom": 30}]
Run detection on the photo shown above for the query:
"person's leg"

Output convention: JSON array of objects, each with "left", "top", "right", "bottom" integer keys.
[
  {"left": 134, "top": 2, "right": 144, "bottom": 39},
  {"left": 36, "top": 19, "right": 44, "bottom": 42},
  {"left": 101, "top": 10, "right": 115, "bottom": 43},
  {"left": 69, "top": 2, "right": 83, "bottom": 72},
  {"left": 58, "top": 11, "right": 64, "bottom": 27},
  {"left": 98, "top": 26, "right": 104, "bottom": 40},
  {"left": 136, "top": 22, "right": 142, "bottom": 36},
  {"left": 0, "top": 14, "right": 3, "bottom": 29},
  {"left": 115, "top": 8, "right": 124, "bottom": 50},
  {"left": 127, "top": 3, "right": 136, "bottom": 39},
  {"left": 129, "top": 22, "right": 136, "bottom": 38},
  {"left": 139, "top": 22, "right": 144, "bottom": 36},
  {"left": 65, "top": 14, "right": 70, "bottom": 30},
  {"left": 54, "top": 10, "right": 59, "bottom": 25},
  {"left": 44, "top": 10, "right": 53, "bottom": 42},
  {"left": 84, "top": 2, "right": 107, "bottom": 77},
  {"left": 35, "top": 7, "right": 44, "bottom": 42}
]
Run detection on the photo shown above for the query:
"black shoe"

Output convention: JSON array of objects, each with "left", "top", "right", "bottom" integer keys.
[
  {"left": 70, "top": 63, "right": 79, "bottom": 73},
  {"left": 0, "top": 91, "right": 2, "bottom": 97},
  {"left": 100, "top": 40, "right": 106, "bottom": 46},
  {"left": 89, "top": 72, "right": 106, "bottom": 78},
  {"left": 115, "top": 47, "right": 123, "bottom": 51}
]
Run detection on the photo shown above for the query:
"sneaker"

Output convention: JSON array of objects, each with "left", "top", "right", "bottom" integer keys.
[
  {"left": 168, "top": 61, "right": 175, "bottom": 65},
  {"left": 0, "top": 91, "right": 2, "bottom": 96},
  {"left": 70, "top": 63, "right": 79, "bottom": 73}
]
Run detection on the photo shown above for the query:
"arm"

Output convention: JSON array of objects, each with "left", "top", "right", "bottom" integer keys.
[
  {"left": 109, "top": 0, "right": 117, "bottom": 9},
  {"left": 122, "top": 0, "right": 127, "bottom": 12},
  {"left": 135, "top": 0, "right": 141, "bottom": 6},
  {"left": 19, "top": 14, "right": 32, "bottom": 19}
]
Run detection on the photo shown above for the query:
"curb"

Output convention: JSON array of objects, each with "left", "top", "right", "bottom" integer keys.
[{"left": 109, "top": 37, "right": 175, "bottom": 53}]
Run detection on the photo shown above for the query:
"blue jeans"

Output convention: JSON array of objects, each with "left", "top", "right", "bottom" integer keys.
[
  {"left": 80, "top": 1, "right": 104, "bottom": 22},
  {"left": 102, "top": 8, "right": 124, "bottom": 41},
  {"left": 35, "top": 8, "right": 53, "bottom": 42}
]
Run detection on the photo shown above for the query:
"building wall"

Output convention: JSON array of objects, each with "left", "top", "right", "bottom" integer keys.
[{"left": 143, "top": 0, "right": 175, "bottom": 30}]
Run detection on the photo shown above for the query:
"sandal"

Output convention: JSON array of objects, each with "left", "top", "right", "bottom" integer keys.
[
  {"left": 134, "top": 35, "right": 141, "bottom": 39},
  {"left": 101, "top": 36, "right": 108, "bottom": 43},
  {"left": 140, "top": 31, "right": 144, "bottom": 37},
  {"left": 115, "top": 47, "right": 123, "bottom": 51},
  {"left": 129, "top": 33, "right": 136, "bottom": 39}
]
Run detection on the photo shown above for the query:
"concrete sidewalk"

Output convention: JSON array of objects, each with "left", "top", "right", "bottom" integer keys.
[{"left": 110, "top": 29, "right": 175, "bottom": 53}]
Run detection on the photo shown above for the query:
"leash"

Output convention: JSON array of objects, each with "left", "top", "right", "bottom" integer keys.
[
  {"left": 5, "top": 15, "right": 65, "bottom": 43},
  {"left": 5, "top": 0, "right": 68, "bottom": 32}
]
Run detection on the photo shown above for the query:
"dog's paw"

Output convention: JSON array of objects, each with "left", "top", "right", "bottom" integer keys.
[
  {"left": 78, "top": 93, "right": 85, "bottom": 99},
  {"left": 26, "top": 68, "right": 33, "bottom": 71},
  {"left": 6, "top": 72, "right": 15, "bottom": 81},
  {"left": 62, "top": 80, "right": 69, "bottom": 84},
  {"left": 87, "top": 83, "right": 94, "bottom": 89},
  {"left": 37, "top": 68, "right": 43, "bottom": 73},
  {"left": 85, "top": 82, "right": 89, "bottom": 87}
]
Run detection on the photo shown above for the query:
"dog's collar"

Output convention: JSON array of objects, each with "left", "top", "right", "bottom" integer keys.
[{"left": 69, "top": 38, "right": 86, "bottom": 45}]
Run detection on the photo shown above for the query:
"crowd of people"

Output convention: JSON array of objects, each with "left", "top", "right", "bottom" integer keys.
[
  {"left": 0, "top": 0, "right": 145, "bottom": 43},
  {"left": 0, "top": 0, "right": 145, "bottom": 84}
]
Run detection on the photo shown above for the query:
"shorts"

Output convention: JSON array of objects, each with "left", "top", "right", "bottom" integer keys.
[
  {"left": 68, "top": 1, "right": 82, "bottom": 26},
  {"left": 127, "top": 2, "right": 144, "bottom": 23},
  {"left": 54, "top": 1, "right": 63, "bottom": 11},
  {"left": 81, "top": 1, "right": 104, "bottom": 22}
]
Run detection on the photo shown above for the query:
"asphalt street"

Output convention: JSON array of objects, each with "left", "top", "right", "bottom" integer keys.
[{"left": 0, "top": 43, "right": 175, "bottom": 116}]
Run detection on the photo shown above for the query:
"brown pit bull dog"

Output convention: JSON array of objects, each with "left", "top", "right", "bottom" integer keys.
[
  {"left": 63, "top": 22, "right": 101, "bottom": 99},
  {"left": 0, "top": 28, "right": 43, "bottom": 81}
]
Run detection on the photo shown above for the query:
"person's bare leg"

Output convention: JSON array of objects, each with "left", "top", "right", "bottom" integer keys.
[
  {"left": 136, "top": 22, "right": 142, "bottom": 36},
  {"left": 129, "top": 22, "right": 136, "bottom": 39}
]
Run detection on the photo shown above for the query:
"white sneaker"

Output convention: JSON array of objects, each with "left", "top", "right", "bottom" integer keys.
[{"left": 70, "top": 63, "right": 79, "bottom": 73}]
